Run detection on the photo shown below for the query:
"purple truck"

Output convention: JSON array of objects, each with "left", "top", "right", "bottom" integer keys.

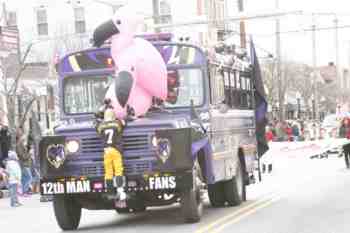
[{"left": 39, "top": 34, "right": 258, "bottom": 230}]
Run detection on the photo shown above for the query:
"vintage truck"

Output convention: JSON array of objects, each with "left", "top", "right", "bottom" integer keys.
[{"left": 39, "top": 33, "right": 258, "bottom": 230}]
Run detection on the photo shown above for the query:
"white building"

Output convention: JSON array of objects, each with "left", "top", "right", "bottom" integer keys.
[
  {"left": 157, "top": 0, "right": 240, "bottom": 46},
  {"left": 4, "top": 0, "right": 240, "bottom": 64},
  {"left": 4, "top": 0, "right": 128, "bottom": 65},
  {"left": 0, "top": 0, "right": 241, "bottom": 132}
]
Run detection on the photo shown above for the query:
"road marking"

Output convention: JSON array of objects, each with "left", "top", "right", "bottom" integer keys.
[
  {"left": 194, "top": 193, "right": 281, "bottom": 233},
  {"left": 212, "top": 196, "right": 281, "bottom": 233}
]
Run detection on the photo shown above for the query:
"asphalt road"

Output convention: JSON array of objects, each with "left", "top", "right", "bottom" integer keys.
[{"left": 1, "top": 154, "right": 350, "bottom": 233}]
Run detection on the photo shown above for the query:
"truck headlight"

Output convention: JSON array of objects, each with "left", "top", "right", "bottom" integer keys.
[{"left": 66, "top": 140, "right": 80, "bottom": 154}]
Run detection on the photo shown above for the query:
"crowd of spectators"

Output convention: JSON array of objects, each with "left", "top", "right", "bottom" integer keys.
[
  {"left": 0, "top": 126, "right": 40, "bottom": 207},
  {"left": 265, "top": 119, "right": 305, "bottom": 142}
]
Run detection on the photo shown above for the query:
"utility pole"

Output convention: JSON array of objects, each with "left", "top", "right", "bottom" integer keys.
[
  {"left": 275, "top": 0, "right": 283, "bottom": 120},
  {"left": 334, "top": 17, "right": 340, "bottom": 100},
  {"left": 152, "top": 0, "right": 160, "bottom": 33},
  {"left": 238, "top": 0, "right": 246, "bottom": 48},
  {"left": 311, "top": 15, "right": 318, "bottom": 121},
  {"left": 310, "top": 12, "right": 339, "bottom": 118}
]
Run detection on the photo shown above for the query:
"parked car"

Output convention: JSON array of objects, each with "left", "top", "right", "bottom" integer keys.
[
  {"left": 321, "top": 113, "right": 350, "bottom": 139},
  {"left": 321, "top": 114, "right": 341, "bottom": 139}
]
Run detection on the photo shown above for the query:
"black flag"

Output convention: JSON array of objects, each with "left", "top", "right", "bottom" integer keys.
[{"left": 250, "top": 38, "right": 269, "bottom": 157}]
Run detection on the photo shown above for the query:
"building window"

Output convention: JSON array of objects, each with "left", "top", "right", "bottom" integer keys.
[
  {"left": 37, "top": 9, "right": 48, "bottom": 36},
  {"left": 74, "top": 7, "right": 86, "bottom": 33},
  {"left": 159, "top": 0, "right": 172, "bottom": 24},
  {"left": 7, "top": 11, "right": 17, "bottom": 26},
  {"left": 197, "top": 0, "right": 209, "bottom": 15}
]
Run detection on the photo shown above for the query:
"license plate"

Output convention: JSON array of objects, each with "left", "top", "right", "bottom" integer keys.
[
  {"left": 148, "top": 176, "right": 176, "bottom": 190},
  {"left": 41, "top": 179, "right": 97, "bottom": 195}
]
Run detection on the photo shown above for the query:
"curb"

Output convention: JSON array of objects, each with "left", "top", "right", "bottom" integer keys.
[{"left": 0, "top": 190, "right": 10, "bottom": 199}]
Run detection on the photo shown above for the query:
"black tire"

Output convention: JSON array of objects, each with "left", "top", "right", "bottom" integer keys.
[
  {"left": 53, "top": 195, "right": 82, "bottom": 231},
  {"left": 180, "top": 188, "right": 203, "bottom": 223},
  {"left": 180, "top": 166, "right": 203, "bottom": 223},
  {"left": 224, "top": 160, "right": 246, "bottom": 206},
  {"left": 208, "top": 182, "right": 225, "bottom": 207},
  {"left": 345, "top": 153, "right": 350, "bottom": 169}
]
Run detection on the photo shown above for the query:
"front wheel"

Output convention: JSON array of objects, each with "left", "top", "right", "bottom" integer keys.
[
  {"left": 180, "top": 166, "right": 203, "bottom": 223},
  {"left": 224, "top": 160, "right": 246, "bottom": 206},
  {"left": 53, "top": 195, "right": 82, "bottom": 231},
  {"left": 180, "top": 188, "right": 203, "bottom": 223}
]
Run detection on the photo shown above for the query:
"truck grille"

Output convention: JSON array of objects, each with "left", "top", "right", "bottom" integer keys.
[
  {"left": 81, "top": 137, "right": 103, "bottom": 153},
  {"left": 123, "top": 135, "right": 149, "bottom": 151},
  {"left": 74, "top": 134, "right": 153, "bottom": 176},
  {"left": 80, "top": 134, "right": 150, "bottom": 153},
  {"left": 63, "top": 161, "right": 156, "bottom": 177}
]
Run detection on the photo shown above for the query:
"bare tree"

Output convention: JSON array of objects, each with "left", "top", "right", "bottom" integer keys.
[
  {"left": 0, "top": 44, "right": 36, "bottom": 148},
  {"left": 262, "top": 59, "right": 298, "bottom": 120},
  {"left": 261, "top": 59, "right": 276, "bottom": 106},
  {"left": 290, "top": 64, "right": 313, "bottom": 116}
]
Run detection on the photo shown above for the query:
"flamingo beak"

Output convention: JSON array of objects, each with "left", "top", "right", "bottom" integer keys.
[
  {"left": 92, "top": 19, "right": 119, "bottom": 47},
  {"left": 115, "top": 71, "right": 134, "bottom": 108}
]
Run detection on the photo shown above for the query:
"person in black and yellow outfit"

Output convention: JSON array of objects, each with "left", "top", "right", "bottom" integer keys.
[{"left": 95, "top": 99, "right": 127, "bottom": 203}]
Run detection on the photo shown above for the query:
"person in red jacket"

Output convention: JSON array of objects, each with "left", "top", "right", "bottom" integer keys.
[
  {"left": 265, "top": 126, "right": 274, "bottom": 142},
  {"left": 339, "top": 117, "right": 350, "bottom": 168},
  {"left": 285, "top": 123, "right": 293, "bottom": 141}
]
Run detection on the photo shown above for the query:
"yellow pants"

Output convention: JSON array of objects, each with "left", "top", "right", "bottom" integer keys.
[{"left": 103, "top": 147, "right": 124, "bottom": 180}]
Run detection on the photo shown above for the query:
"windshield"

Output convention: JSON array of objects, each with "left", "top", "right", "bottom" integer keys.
[
  {"left": 63, "top": 69, "right": 204, "bottom": 114},
  {"left": 64, "top": 75, "right": 113, "bottom": 114},
  {"left": 165, "top": 68, "right": 204, "bottom": 108}
]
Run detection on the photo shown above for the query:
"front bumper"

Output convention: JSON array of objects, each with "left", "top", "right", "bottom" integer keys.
[{"left": 40, "top": 171, "right": 194, "bottom": 196}]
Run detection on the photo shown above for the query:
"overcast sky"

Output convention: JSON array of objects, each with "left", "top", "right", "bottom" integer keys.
[
  {"left": 6, "top": 0, "right": 350, "bottom": 67},
  {"left": 245, "top": 0, "right": 350, "bottom": 67}
]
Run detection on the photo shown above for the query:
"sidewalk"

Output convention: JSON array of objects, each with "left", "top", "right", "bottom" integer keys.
[
  {"left": 0, "top": 193, "right": 43, "bottom": 209},
  {"left": 248, "top": 151, "right": 346, "bottom": 201}
]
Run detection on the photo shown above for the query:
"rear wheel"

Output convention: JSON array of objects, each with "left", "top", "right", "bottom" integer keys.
[
  {"left": 53, "top": 195, "right": 82, "bottom": 231},
  {"left": 345, "top": 153, "right": 350, "bottom": 169},
  {"left": 224, "top": 160, "right": 246, "bottom": 206},
  {"left": 208, "top": 182, "right": 225, "bottom": 207}
]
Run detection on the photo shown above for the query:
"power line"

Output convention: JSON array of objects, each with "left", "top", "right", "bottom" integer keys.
[{"left": 255, "top": 24, "right": 350, "bottom": 38}]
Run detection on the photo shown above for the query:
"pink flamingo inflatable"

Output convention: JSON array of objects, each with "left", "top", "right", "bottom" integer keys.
[{"left": 92, "top": 6, "right": 168, "bottom": 118}]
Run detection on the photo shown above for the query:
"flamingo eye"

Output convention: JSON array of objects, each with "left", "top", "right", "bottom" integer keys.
[{"left": 116, "top": 19, "right": 121, "bottom": 25}]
